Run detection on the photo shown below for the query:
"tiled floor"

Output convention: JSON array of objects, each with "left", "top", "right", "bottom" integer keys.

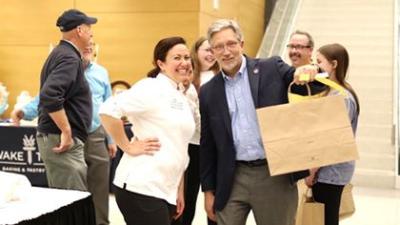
[{"left": 110, "top": 186, "right": 400, "bottom": 225}]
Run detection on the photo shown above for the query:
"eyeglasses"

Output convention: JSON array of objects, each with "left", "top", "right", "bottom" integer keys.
[
  {"left": 211, "top": 41, "right": 240, "bottom": 53},
  {"left": 286, "top": 44, "right": 311, "bottom": 50}
]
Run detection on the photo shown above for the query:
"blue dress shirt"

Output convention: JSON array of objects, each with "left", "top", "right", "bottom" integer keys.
[
  {"left": 223, "top": 56, "right": 265, "bottom": 161},
  {"left": 22, "top": 95, "right": 39, "bottom": 120},
  {"left": 84, "top": 62, "right": 113, "bottom": 133}
]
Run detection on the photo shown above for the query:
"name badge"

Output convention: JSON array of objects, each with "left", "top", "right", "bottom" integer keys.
[{"left": 170, "top": 98, "right": 184, "bottom": 110}]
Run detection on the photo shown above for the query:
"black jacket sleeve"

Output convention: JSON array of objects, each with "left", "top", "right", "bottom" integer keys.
[
  {"left": 40, "top": 55, "right": 80, "bottom": 113},
  {"left": 199, "top": 83, "right": 217, "bottom": 192}
]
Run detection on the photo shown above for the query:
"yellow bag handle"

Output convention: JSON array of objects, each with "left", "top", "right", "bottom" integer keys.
[
  {"left": 288, "top": 73, "right": 346, "bottom": 103},
  {"left": 299, "top": 73, "right": 346, "bottom": 95},
  {"left": 314, "top": 76, "right": 346, "bottom": 95}
]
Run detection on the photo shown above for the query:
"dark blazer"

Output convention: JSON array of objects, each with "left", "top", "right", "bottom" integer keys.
[{"left": 199, "top": 56, "right": 310, "bottom": 211}]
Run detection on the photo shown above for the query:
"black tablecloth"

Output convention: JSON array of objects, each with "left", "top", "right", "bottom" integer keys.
[
  {"left": 0, "top": 126, "right": 47, "bottom": 186},
  {"left": 16, "top": 195, "right": 95, "bottom": 225},
  {"left": 0, "top": 123, "right": 132, "bottom": 191}
]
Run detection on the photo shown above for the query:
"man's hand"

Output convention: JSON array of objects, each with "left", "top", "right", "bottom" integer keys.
[
  {"left": 204, "top": 191, "right": 217, "bottom": 222},
  {"left": 305, "top": 168, "right": 319, "bottom": 187},
  {"left": 10, "top": 109, "right": 24, "bottom": 126},
  {"left": 293, "top": 64, "right": 319, "bottom": 85},
  {"left": 48, "top": 109, "right": 73, "bottom": 153},
  {"left": 108, "top": 143, "right": 117, "bottom": 158},
  {"left": 52, "top": 130, "right": 74, "bottom": 153}
]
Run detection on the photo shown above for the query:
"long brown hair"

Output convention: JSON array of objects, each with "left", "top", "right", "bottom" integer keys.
[
  {"left": 318, "top": 43, "right": 360, "bottom": 114},
  {"left": 147, "top": 36, "right": 186, "bottom": 78},
  {"left": 190, "top": 37, "right": 219, "bottom": 93}
]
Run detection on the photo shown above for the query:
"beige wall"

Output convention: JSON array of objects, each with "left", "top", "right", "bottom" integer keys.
[
  {"left": 199, "top": 0, "right": 265, "bottom": 56},
  {"left": 0, "top": 0, "right": 264, "bottom": 117},
  {"left": 0, "top": 0, "right": 72, "bottom": 118}
]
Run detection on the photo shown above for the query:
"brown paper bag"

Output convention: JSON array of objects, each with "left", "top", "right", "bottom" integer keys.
[
  {"left": 256, "top": 94, "right": 359, "bottom": 176},
  {"left": 302, "top": 201, "right": 324, "bottom": 225},
  {"left": 294, "top": 180, "right": 307, "bottom": 225},
  {"left": 339, "top": 183, "right": 356, "bottom": 219},
  {"left": 295, "top": 189, "right": 324, "bottom": 225}
]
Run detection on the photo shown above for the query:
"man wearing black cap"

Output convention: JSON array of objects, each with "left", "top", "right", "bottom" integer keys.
[
  {"left": 36, "top": 8, "right": 96, "bottom": 193},
  {"left": 15, "top": 40, "right": 114, "bottom": 225}
]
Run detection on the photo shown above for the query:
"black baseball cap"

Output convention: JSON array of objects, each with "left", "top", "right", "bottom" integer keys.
[{"left": 56, "top": 9, "right": 97, "bottom": 32}]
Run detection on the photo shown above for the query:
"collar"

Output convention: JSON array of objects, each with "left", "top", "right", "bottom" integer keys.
[
  {"left": 156, "top": 73, "right": 185, "bottom": 92},
  {"left": 85, "top": 61, "right": 94, "bottom": 70},
  {"left": 60, "top": 40, "right": 81, "bottom": 57},
  {"left": 222, "top": 55, "right": 247, "bottom": 80}
]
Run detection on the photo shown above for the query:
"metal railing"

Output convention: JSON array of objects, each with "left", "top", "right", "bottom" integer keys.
[{"left": 257, "top": 0, "right": 301, "bottom": 58}]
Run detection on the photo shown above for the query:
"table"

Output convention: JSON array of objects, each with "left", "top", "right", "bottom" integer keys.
[
  {"left": 0, "top": 187, "right": 95, "bottom": 225},
  {"left": 0, "top": 125, "right": 47, "bottom": 187}
]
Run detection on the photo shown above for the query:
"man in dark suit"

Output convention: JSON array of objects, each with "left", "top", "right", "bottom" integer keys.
[{"left": 199, "top": 19, "right": 317, "bottom": 225}]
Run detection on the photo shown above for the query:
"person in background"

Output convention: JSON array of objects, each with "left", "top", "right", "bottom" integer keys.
[
  {"left": 10, "top": 96, "right": 39, "bottom": 124},
  {"left": 191, "top": 37, "right": 220, "bottom": 92},
  {"left": 111, "top": 80, "right": 131, "bottom": 96},
  {"left": 287, "top": 30, "right": 314, "bottom": 68},
  {"left": 0, "top": 83, "right": 9, "bottom": 116},
  {"left": 174, "top": 37, "right": 219, "bottom": 225},
  {"left": 11, "top": 40, "right": 116, "bottom": 225},
  {"left": 99, "top": 36, "right": 195, "bottom": 225},
  {"left": 287, "top": 30, "right": 318, "bottom": 225},
  {"left": 79, "top": 40, "right": 117, "bottom": 225},
  {"left": 305, "top": 43, "right": 360, "bottom": 225},
  {"left": 199, "top": 19, "right": 318, "bottom": 225}
]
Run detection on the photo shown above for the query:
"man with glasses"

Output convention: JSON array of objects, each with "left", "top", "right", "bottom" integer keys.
[
  {"left": 37, "top": 9, "right": 96, "bottom": 192},
  {"left": 287, "top": 30, "right": 314, "bottom": 68},
  {"left": 199, "top": 19, "right": 318, "bottom": 225}
]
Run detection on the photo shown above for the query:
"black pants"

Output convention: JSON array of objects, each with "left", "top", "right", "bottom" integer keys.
[
  {"left": 172, "top": 144, "right": 217, "bottom": 225},
  {"left": 114, "top": 185, "right": 176, "bottom": 225},
  {"left": 312, "top": 182, "right": 344, "bottom": 225}
]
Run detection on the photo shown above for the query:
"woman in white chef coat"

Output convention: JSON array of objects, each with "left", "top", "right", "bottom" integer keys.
[{"left": 100, "top": 36, "right": 195, "bottom": 225}]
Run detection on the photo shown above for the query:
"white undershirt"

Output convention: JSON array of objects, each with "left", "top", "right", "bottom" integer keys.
[
  {"left": 99, "top": 73, "right": 195, "bottom": 204},
  {"left": 186, "top": 70, "right": 215, "bottom": 145},
  {"left": 200, "top": 70, "right": 215, "bottom": 86}
]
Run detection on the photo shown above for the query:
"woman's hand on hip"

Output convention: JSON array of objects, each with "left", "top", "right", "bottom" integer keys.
[{"left": 126, "top": 137, "right": 161, "bottom": 156}]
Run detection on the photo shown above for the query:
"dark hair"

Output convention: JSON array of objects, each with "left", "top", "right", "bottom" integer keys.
[
  {"left": 290, "top": 30, "right": 314, "bottom": 48},
  {"left": 111, "top": 80, "right": 131, "bottom": 90},
  {"left": 147, "top": 36, "right": 187, "bottom": 78},
  {"left": 190, "top": 37, "right": 219, "bottom": 93},
  {"left": 318, "top": 43, "right": 360, "bottom": 114}
]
